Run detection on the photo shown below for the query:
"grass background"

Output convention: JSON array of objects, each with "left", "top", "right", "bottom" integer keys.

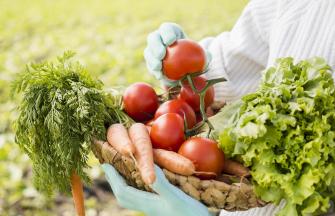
[{"left": 0, "top": 0, "right": 248, "bottom": 215}]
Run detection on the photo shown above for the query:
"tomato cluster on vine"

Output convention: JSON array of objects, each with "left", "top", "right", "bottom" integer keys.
[{"left": 122, "top": 39, "right": 226, "bottom": 179}]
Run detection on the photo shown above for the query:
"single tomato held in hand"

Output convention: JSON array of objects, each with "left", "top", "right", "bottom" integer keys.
[
  {"left": 178, "top": 76, "right": 215, "bottom": 112},
  {"left": 155, "top": 99, "right": 196, "bottom": 129},
  {"left": 123, "top": 82, "right": 158, "bottom": 122},
  {"left": 162, "top": 39, "right": 206, "bottom": 80},
  {"left": 150, "top": 113, "right": 185, "bottom": 152},
  {"left": 178, "top": 137, "right": 225, "bottom": 179}
]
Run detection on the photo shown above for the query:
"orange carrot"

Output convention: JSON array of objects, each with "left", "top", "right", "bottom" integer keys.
[
  {"left": 223, "top": 159, "right": 250, "bottom": 177},
  {"left": 153, "top": 148, "right": 195, "bottom": 176},
  {"left": 107, "top": 124, "right": 136, "bottom": 157},
  {"left": 129, "top": 123, "right": 156, "bottom": 185},
  {"left": 71, "top": 172, "right": 85, "bottom": 216}
]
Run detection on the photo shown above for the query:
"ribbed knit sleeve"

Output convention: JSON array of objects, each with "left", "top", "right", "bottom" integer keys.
[
  {"left": 201, "top": 0, "right": 335, "bottom": 104},
  {"left": 200, "top": 0, "right": 279, "bottom": 103}
]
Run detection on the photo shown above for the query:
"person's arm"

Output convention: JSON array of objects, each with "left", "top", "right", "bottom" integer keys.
[{"left": 200, "top": 0, "right": 281, "bottom": 103}]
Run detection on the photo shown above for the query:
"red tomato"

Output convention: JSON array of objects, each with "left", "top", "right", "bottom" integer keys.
[
  {"left": 196, "top": 112, "right": 203, "bottom": 124},
  {"left": 178, "top": 137, "right": 225, "bottom": 179},
  {"left": 162, "top": 39, "right": 206, "bottom": 80},
  {"left": 155, "top": 99, "right": 196, "bottom": 129},
  {"left": 123, "top": 82, "right": 158, "bottom": 122},
  {"left": 150, "top": 113, "right": 185, "bottom": 151},
  {"left": 178, "top": 77, "right": 215, "bottom": 112}
]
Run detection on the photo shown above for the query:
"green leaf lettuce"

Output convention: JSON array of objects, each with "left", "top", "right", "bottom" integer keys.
[{"left": 218, "top": 57, "right": 335, "bottom": 215}]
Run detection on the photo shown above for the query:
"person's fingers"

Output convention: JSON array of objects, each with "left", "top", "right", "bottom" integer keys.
[
  {"left": 144, "top": 46, "right": 178, "bottom": 82},
  {"left": 159, "top": 76, "right": 179, "bottom": 87},
  {"left": 147, "top": 31, "right": 166, "bottom": 60},
  {"left": 151, "top": 70, "right": 163, "bottom": 80},
  {"left": 144, "top": 58, "right": 163, "bottom": 80},
  {"left": 102, "top": 164, "right": 160, "bottom": 212},
  {"left": 102, "top": 164, "right": 131, "bottom": 191},
  {"left": 159, "top": 22, "right": 186, "bottom": 45},
  {"left": 151, "top": 166, "right": 212, "bottom": 216},
  {"left": 150, "top": 165, "right": 189, "bottom": 199},
  {"left": 159, "top": 22, "right": 182, "bottom": 46},
  {"left": 103, "top": 164, "right": 212, "bottom": 216},
  {"left": 144, "top": 47, "right": 162, "bottom": 72}
]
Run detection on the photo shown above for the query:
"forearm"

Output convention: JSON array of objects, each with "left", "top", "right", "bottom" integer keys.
[
  {"left": 199, "top": 32, "right": 264, "bottom": 104},
  {"left": 197, "top": 0, "right": 282, "bottom": 103}
]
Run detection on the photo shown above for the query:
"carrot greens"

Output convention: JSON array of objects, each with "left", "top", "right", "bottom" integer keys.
[{"left": 13, "top": 51, "right": 131, "bottom": 195}]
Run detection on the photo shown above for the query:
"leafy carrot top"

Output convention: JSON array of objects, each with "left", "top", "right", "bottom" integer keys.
[{"left": 13, "top": 51, "right": 131, "bottom": 195}]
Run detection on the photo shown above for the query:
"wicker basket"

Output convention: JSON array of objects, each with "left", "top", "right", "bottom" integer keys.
[{"left": 92, "top": 140, "right": 266, "bottom": 214}]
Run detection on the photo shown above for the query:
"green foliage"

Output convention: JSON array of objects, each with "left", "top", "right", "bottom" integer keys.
[
  {"left": 0, "top": 135, "right": 52, "bottom": 215},
  {"left": 218, "top": 58, "right": 335, "bottom": 216},
  {"left": 13, "top": 51, "right": 132, "bottom": 195}
]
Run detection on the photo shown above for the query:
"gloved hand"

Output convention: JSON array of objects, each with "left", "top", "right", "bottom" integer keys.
[
  {"left": 102, "top": 163, "right": 213, "bottom": 216},
  {"left": 144, "top": 22, "right": 212, "bottom": 86}
]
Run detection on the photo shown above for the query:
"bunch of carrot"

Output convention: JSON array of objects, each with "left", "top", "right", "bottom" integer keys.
[{"left": 106, "top": 123, "right": 249, "bottom": 186}]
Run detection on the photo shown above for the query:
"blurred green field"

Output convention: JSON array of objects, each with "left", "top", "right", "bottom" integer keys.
[{"left": 0, "top": 0, "right": 247, "bottom": 215}]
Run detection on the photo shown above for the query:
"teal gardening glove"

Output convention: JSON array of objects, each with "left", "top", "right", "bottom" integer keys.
[
  {"left": 144, "top": 22, "right": 212, "bottom": 86},
  {"left": 102, "top": 164, "right": 213, "bottom": 216}
]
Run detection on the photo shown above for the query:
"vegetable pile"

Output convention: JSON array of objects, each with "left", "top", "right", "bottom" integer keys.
[
  {"left": 12, "top": 39, "right": 249, "bottom": 215},
  {"left": 119, "top": 39, "right": 247, "bottom": 180},
  {"left": 13, "top": 51, "right": 132, "bottom": 215},
  {"left": 219, "top": 57, "right": 335, "bottom": 215}
]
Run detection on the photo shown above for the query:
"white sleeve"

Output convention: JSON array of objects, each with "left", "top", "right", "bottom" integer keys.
[
  {"left": 219, "top": 201, "right": 285, "bottom": 216},
  {"left": 200, "top": 0, "right": 281, "bottom": 103}
]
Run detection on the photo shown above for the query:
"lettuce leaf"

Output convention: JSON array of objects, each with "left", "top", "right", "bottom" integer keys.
[{"left": 218, "top": 57, "right": 335, "bottom": 215}]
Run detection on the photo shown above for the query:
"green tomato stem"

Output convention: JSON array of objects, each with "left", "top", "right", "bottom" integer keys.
[
  {"left": 186, "top": 74, "right": 198, "bottom": 93},
  {"left": 185, "top": 121, "right": 206, "bottom": 137},
  {"left": 183, "top": 74, "right": 226, "bottom": 138}
]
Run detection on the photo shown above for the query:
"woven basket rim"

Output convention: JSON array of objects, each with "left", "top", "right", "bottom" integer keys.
[{"left": 92, "top": 140, "right": 267, "bottom": 212}]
